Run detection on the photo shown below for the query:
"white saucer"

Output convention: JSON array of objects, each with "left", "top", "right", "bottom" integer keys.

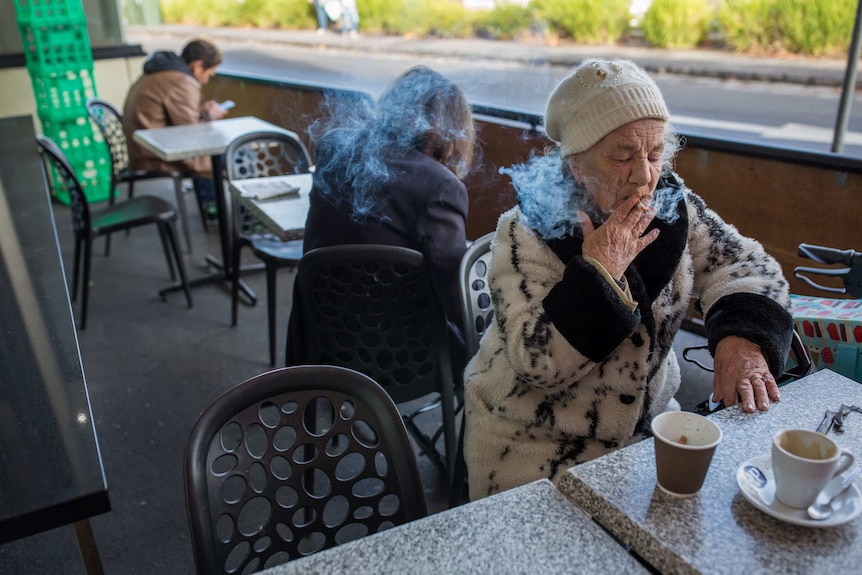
[{"left": 736, "top": 454, "right": 862, "bottom": 528}]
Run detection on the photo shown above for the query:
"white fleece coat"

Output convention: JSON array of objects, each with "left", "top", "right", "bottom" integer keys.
[{"left": 463, "top": 184, "right": 792, "bottom": 500}]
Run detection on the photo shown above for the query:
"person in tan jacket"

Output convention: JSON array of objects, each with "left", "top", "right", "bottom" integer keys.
[{"left": 122, "top": 38, "right": 227, "bottom": 208}]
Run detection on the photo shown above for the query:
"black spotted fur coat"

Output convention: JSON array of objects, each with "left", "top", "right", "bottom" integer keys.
[{"left": 463, "top": 183, "right": 792, "bottom": 500}]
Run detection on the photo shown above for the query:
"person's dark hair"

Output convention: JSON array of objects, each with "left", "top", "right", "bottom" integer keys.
[
  {"left": 311, "top": 65, "right": 476, "bottom": 221},
  {"left": 180, "top": 38, "right": 222, "bottom": 69},
  {"left": 377, "top": 65, "right": 475, "bottom": 179}
]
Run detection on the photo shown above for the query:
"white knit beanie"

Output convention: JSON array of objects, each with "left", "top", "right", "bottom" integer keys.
[{"left": 544, "top": 59, "right": 669, "bottom": 157}]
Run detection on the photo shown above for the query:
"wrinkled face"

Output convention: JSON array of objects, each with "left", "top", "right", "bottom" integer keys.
[
  {"left": 567, "top": 118, "right": 665, "bottom": 217},
  {"left": 190, "top": 61, "right": 218, "bottom": 85}
]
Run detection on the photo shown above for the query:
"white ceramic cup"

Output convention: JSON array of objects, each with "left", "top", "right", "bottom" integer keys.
[{"left": 771, "top": 428, "right": 855, "bottom": 509}]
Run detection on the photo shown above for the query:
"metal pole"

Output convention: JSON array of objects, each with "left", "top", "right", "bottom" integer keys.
[{"left": 832, "top": 0, "right": 862, "bottom": 154}]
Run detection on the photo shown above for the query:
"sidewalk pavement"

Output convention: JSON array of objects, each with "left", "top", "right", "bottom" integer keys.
[{"left": 129, "top": 23, "right": 859, "bottom": 88}]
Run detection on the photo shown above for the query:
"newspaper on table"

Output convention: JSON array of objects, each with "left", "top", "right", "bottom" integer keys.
[{"left": 238, "top": 179, "right": 301, "bottom": 201}]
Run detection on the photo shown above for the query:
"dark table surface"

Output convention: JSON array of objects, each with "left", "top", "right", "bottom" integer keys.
[{"left": 0, "top": 115, "right": 110, "bottom": 543}]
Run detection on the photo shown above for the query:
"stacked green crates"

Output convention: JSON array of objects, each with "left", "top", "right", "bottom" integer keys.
[{"left": 16, "top": 0, "right": 111, "bottom": 204}]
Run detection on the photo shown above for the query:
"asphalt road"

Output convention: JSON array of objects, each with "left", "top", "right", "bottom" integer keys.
[{"left": 130, "top": 29, "right": 862, "bottom": 157}]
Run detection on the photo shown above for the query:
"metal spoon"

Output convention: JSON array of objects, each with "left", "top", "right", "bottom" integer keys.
[{"left": 807, "top": 467, "right": 860, "bottom": 520}]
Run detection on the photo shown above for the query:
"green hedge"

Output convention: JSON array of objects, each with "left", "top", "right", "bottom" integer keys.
[
  {"left": 642, "top": 0, "right": 711, "bottom": 49},
  {"left": 158, "top": 0, "right": 856, "bottom": 56}
]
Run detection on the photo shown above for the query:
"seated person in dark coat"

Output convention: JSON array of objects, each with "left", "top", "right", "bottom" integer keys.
[{"left": 286, "top": 65, "right": 477, "bottom": 365}]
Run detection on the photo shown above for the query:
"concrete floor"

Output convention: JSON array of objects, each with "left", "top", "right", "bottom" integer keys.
[{"left": 0, "top": 181, "right": 712, "bottom": 574}]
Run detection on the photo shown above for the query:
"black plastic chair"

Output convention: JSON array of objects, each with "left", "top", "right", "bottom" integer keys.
[
  {"left": 224, "top": 130, "right": 312, "bottom": 366},
  {"left": 85, "top": 97, "right": 198, "bottom": 253},
  {"left": 36, "top": 134, "right": 192, "bottom": 330},
  {"left": 450, "top": 232, "right": 495, "bottom": 507},
  {"left": 184, "top": 365, "right": 428, "bottom": 574},
  {"left": 294, "top": 244, "right": 458, "bottom": 478}
]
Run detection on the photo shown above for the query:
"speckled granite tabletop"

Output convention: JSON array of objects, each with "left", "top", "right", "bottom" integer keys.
[
  {"left": 258, "top": 478, "right": 648, "bottom": 574},
  {"left": 132, "top": 116, "right": 290, "bottom": 161},
  {"left": 558, "top": 369, "right": 862, "bottom": 575}
]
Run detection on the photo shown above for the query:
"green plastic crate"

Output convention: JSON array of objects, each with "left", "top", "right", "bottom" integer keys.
[
  {"left": 30, "top": 68, "right": 96, "bottom": 123},
  {"left": 14, "top": 0, "right": 87, "bottom": 27},
  {"left": 18, "top": 19, "right": 93, "bottom": 77},
  {"left": 42, "top": 116, "right": 111, "bottom": 204}
]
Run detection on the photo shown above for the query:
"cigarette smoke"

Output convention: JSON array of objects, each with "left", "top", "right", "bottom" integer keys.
[
  {"left": 307, "top": 66, "right": 474, "bottom": 221},
  {"left": 502, "top": 149, "right": 684, "bottom": 241}
]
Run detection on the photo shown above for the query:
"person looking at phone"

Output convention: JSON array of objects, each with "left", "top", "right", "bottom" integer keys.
[{"left": 122, "top": 37, "right": 227, "bottom": 215}]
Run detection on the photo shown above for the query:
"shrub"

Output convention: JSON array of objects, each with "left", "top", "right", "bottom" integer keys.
[
  {"left": 532, "top": 0, "right": 631, "bottom": 44},
  {"left": 716, "top": 0, "right": 778, "bottom": 53},
  {"left": 409, "top": 0, "right": 477, "bottom": 38},
  {"left": 641, "top": 0, "right": 713, "bottom": 49},
  {"left": 357, "top": 0, "right": 412, "bottom": 35},
  {"left": 773, "top": 0, "right": 855, "bottom": 56},
  {"left": 160, "top": 0, "right": 315, "bottom": 29},
  {"left": 476, "top": 2, "right": 535, "bottom": 41}
]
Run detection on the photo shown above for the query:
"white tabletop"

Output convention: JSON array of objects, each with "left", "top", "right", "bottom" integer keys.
[
  {"left": 258, "top": 479, "right": 648, "bottom": 575},
  {"left": 132, "top": 116, "right": 290, "bottom": 161},
  {"left": 558, "top": 369, "right": 862, "bottom": 575},
  {"left": 228, "top": 173, "right": 313, "bottom": 241}
]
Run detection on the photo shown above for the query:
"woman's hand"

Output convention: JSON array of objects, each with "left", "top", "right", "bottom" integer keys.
[
  {"left": 578, "top": 193, "right": 660, "bottom": 279},
  {"left": 713, "top": 335, "right": 780, "bottom": 413}
]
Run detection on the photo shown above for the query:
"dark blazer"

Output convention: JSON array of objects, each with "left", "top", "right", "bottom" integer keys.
[
  {"left": 303, "top": 142, "right": 469, "bottom": 324},
  {"left": 285, "top": 136, "right": 469, "bottom": 367}
]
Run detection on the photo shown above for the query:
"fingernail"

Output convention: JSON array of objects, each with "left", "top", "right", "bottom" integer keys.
[
  {"left": 745, "top": 403, "right": 755, "bottom": 412},
  {"left": 760, "top": 401, "right": 769, "bottom": 410}
]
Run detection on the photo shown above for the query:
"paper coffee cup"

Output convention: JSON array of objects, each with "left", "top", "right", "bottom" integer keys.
[
  {"left": 771, "top": 428, "right": 855, "bottom": 509},
  {"left": 651, "top": 411, "right": 722, "bottom": 497}
]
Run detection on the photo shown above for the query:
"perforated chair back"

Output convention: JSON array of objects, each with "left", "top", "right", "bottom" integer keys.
[
  {"left": 85, "top": 98, "right": 130, "bottom": 191},
  {"left": 36, "top": 134, "right": 91, "bottom": 235},
  {"left": 185, "top": 365, "right": 428, "bottom": 574},
  {"left": 295, "top": 244, "right": 457, "bottom": 470},
  {"left": 459, "top": 232, "right": 495, "bottom": 358},
  {"left": 225, "top": 130, "right": 312, "bottom": 235}
]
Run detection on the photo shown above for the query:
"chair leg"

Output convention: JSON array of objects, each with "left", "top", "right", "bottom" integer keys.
[
  {"left": 173, "top": 178, "right": 193, "bottom": 254},
  {"left": 162, "top": 222, "right": 193, "bottom": 309},
  {"left": 441, "top": 386, "right": 457, "bottom": 483},
  {"left": 449, "top": 412, "right": 468, "bottom": 509},
  {"left": 156, "top": 224, "right": 177, "bottom": 281},
  {"left": 231, "top": 242, "right": 243, "bottom": 327},
  {"left": 190, "top": 179, "right": 209, "bottom": 233},
  {"left": 72, "top": 237, "right": 82, "bottom": 302},
  {"left": 266, "top": 262, "right": 278, "bottom": 367},
  {"left": 125, "top": 180, "right": 135, "bottom": 236},
  {"left": 80, "top": 238, "right": 92, "bottom": 330}
]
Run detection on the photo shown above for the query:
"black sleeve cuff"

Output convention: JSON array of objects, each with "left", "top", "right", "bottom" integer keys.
[
  {"left": 705, "top": 292, "right": 794, "bottom": 378},
  {"left": 543, "top": 256, "right": 640, "bottom": 362}
]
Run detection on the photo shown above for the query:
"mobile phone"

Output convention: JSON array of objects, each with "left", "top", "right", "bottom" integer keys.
[{"left": 218, "top": 100, "right": 236, "bottom": 111}]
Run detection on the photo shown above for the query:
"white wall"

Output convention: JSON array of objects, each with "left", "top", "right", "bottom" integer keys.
[{"left": 0, "top": 55, "right": 146, "bottom": 127}]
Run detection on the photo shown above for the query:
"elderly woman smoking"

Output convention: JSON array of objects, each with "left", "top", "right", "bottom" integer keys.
[{"left": 463, "top": 59, "right": 793, "bottom": 500}]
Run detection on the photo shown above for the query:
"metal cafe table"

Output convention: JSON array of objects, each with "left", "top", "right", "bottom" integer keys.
[
  {"left": 132, "top": 116, "right": 292, "bottom": 303},
  {"left": 227, "top": 173, "right": 313, "bottom": 241},
  {"left": 558, "top": 369, "right": 862, "bottom": 575},
  {"left": 257, "top": 479, "right": 649, "bottom": 575},
  {"left": 0, "top": 116, "right": 110, "bottom": 574}
]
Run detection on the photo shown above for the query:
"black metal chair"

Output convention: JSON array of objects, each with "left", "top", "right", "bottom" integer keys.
[
  {"left": 293, "top": 244, "right": 459, "bottom": 479},
  {"left": 36, "top": 134, "right": 192, "bottom": 330},
  {"left": 184, "top": 365, "right": 428, "bottom": 574},
  {"left": 224, "top": 130, "right": 312, "bottom": 366},
  {"left": 450, "top": 232, "right": 495, "bottom": 507},
  {"left": 459, "top": 232, "right": 496, "bottom": 360},
  {"left": 85, "top": 97, "right": 199, "bottom": 254}
]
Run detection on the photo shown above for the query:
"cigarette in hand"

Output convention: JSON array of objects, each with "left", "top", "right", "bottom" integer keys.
[{"left": 636, "top": 201, "right": 649, "bottom": 212}]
